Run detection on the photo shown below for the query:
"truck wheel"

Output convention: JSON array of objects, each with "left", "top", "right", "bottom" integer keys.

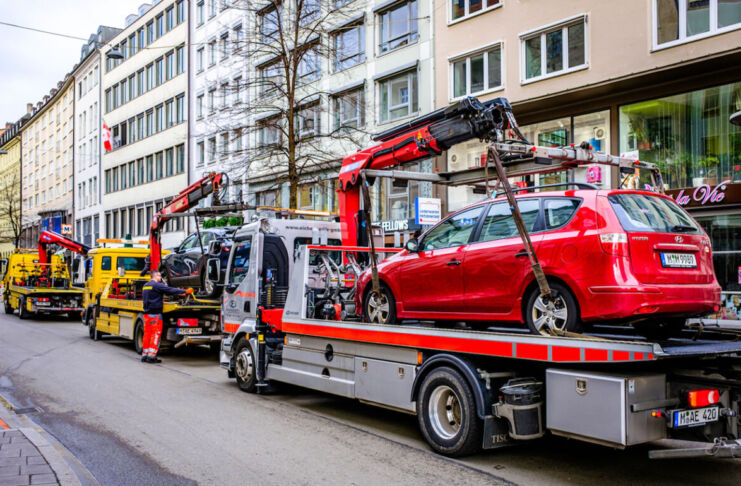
[
  {"left": 4, "top": 300, "right": 13, "bottom": 314},
  {"left": 18, "top": 297, "right": 29, "bottom": 320},
  {"left": 134, "top": 320, "right": 144, "bottom": 354},
  {"left": 234, "top": 337, "right": 257, "bottom": 393},
  {"left": 416, "top": 367, "right": 482, "bottom": 457},
  {"left": 363, "top": 285, "right": 396, "bottom": 324},
  {"left": 524, "top": 282, "right": 581, "bottom": 335},
  {"left": 87, "top": 313, "right": 99, "bottom": 341}
]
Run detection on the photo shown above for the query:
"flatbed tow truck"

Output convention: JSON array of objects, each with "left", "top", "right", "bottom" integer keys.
[
  {"left": 84, "top": 173, "right": 228, "bottom": 352},
  {"left": 1, "top": 231, "right": 90, "bottom": 319},
  {"left": 219, "top": 97, "right": 741, "bottom": 458}
]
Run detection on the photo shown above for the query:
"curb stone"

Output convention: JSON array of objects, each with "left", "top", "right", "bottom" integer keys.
[{"left": 20, "top": 429, "right": 81, "bottom": 486}]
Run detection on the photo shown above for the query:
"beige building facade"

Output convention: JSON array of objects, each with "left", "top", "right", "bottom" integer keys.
[
  {"left": 19, "top": 76, "right": 76, "bottom": 247},
  {"left": 0, "top": 120, "right": 25, "bottom": 255},
  {"left": 101, "top": 0, "right": 188, "bottom": 248}
]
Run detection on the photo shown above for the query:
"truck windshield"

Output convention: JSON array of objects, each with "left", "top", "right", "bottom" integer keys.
[
  {"left": 609, "top": 194, "right": 699, "bottom": 233},
  {"left": 229, "top": 238, "right": 251, "bottom": 285},
  {"left": 117, "top": 257, "right": 146, "bottom": 271}
]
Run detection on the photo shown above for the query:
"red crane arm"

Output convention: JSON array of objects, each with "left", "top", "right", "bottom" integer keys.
[
  {"left": 38, "top": 231, "right": 91, "bottom": 265},
  {"left": 338, "top": 97, "right": 520, "bottom": 246},
  {"left": 148, "top": 171, "right": 226, "bottom": 272}
]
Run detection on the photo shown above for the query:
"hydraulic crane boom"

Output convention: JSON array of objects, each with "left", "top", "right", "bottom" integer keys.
[
  {"left": 148, "top": 171, "right": 226, "bottom": 272},
  {"left": 338, "top": 97, "right": 522, "bottom": 246},
  {"left": 38, "top": 231, "right": 91, "bottom": 266}
]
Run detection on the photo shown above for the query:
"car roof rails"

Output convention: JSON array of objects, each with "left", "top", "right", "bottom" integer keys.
[{"left": 492, "top": 182, "right": 599, "bottom": 198}]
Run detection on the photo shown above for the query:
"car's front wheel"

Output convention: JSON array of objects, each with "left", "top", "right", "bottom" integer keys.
[
  {"left": 524, "top": 282, "right": 581, "bottom": 335},
  {"left": 201, "top": 273, "right": 218, "bottom": 298},
  {"left": 363, "top": 285, "right": 396, "bottom": 324}
]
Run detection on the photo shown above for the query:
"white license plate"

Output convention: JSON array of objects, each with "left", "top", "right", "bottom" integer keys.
[
  {"left": 672, "top": 406, "right": 719, "bottom": 428},
  {"left": 660, "top": 252, "right": 697, "bottom": 268},
  {"left": 177, "top": 327, "right": 202, "bottom": 335},
  {"left": 35, "top": 301, "right": 50, "bottom": 306}
]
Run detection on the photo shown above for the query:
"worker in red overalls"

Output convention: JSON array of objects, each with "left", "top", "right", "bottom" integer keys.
[{"left": 141, "top": 270, "right": 191, "bottom": 363}]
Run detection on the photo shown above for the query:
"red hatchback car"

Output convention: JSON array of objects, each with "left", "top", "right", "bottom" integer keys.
[{"left": 358, "top": 188, "right": 721, "bottom": 335}]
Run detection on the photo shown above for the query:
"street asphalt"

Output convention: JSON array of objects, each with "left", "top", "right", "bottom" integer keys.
[{"left": 0, "top": 312, "right": 739, "bottom": 485}]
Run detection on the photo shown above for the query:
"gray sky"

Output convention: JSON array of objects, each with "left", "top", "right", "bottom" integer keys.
[{"left": 0, "top": 0, "right": 144, "bottom": 124}]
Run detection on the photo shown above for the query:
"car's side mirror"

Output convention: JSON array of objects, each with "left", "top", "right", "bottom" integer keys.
[
  {"left": 405, "top": 238, "right": 419, "bottom": 252},
  {"left": 206, "top": 258, "right": 220, "bottom": 282},
  {"left": 117, "top": 266, "right": 126, "bottom": 277}
]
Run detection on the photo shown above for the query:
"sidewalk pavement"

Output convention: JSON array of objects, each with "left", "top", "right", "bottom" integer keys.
[{"left": 0, "top": 403, "right": 82, "bottom": 486}]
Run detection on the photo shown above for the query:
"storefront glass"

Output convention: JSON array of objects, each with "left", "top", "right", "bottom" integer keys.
[
  {"left": 695, "top": 212, "right": 741, "bottom": 319},
  {"left": 619, "top": 82, "right": 741, "bottom": 188}
]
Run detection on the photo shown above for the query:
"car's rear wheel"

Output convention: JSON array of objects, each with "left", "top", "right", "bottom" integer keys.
[
  {"left": 363, "top": 285, "right": 396, "bottom": 324},
  {"left": 524, "top": 282, "right": 581, "bottom": 335}
]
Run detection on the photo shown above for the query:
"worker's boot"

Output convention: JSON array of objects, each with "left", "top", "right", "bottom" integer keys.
[{"left": 147, "top": 357, "right": 162, "bottom": 364}]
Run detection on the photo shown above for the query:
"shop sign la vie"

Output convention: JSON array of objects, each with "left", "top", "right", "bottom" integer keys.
[{"left": 668, "top": 180, "right": 731, "bottom": 207}]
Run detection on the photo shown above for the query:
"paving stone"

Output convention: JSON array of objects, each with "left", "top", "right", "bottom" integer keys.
[
  {"left": 4, "top": 432, "right": 22, "bottom": 439},
  {"left": 17, "top": 449, "right": 39, "bottom": 459},
  {"left": 19, "top": 466, "right": 51, "bottom": 476},
  {"left": 0, "top": 475, "right": 30, "bottom": 486},
  {"left": 0, "top": 458, "right": 23, "bottom": 467},
  {"left": 29, "top": 474, "right": 57, "bottom": 485},
  {"left": 8, "top": 439, "right": 30, "bottom": 447},
  {"left": 22, "top": 459, "right": 44, "bottom": 467},
  {"left": 0, "top": 465, "right": 21, "bottom": 477},
  {"left": 0, "top": 449, "right": 21, "bottom": 458}
]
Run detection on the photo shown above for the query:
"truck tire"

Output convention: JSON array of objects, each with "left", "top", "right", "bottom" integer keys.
[
  {"left": 234, "top": 337, "right": 257, "bottom": 393},
  {"left": 4, "top": 299, "right": 13, "bottom": 314},
  {"left": 134, "top": 320, "right": 145, "bottom": 354},
  {"left": 416, "top": 366, "right": 482, "bottom": 457},
  {"left": 87, "top": 313, "right": 100, "bottom": 341},
  {"left": 18, "top": 297, "right": 29, "bottom": 320}
]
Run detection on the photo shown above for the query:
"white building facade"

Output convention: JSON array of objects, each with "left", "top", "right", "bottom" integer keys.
[
  {"left": 189, "top": 0, "right": 249, "bottom": 199},
  {"left": 73, "top": 26, "right": 121, "bottom": 246},
  {"left": 100, "top": 0, "right": 188, "bottom": 248}
]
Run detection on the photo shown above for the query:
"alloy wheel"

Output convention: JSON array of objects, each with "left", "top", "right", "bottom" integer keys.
[
  {"left": 428, "top": 385, "right": 462, "bottom": 440},
  {"left": 531, "top": 293, "right": 569, "bottom": 335}
]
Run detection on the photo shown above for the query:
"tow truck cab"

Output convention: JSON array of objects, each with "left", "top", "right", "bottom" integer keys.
[{"left": 1, "top": 249, "right": 83, "bottom": 319}]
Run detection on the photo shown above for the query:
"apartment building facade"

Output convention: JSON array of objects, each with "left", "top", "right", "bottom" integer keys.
[
  {"left": 19, "top": 76, "right": 76, "bottom": 247},
  {"left": 0, "top": 118, "right": 26, "bottom": 255},
  {"left": 240, "top": 0, "right": 438, "bottom": 244},
  {"left": 73, "top": 26, "right": 121, "bottom": 246},
  {"left": 189, "top": 0, "right": 249, "bottom": 200},
  {"left": 101, "top": 0, "right": 188, "bottom": 247},
  {"left": 434, "top": 0, "right": 741, "bottom": 312}
]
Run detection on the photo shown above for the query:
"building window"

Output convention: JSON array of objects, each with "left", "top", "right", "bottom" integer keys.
[
  {"left": 208, "top": 88, "right": 216, "bottom": 112},
  {"left": 177, "top": 1, "right": 186, "bottom": 24},
  {"left": 209, "top": 0, "right": 217, "bottom": 17},
  {"left": 176, "top": 95, "right": 185, "bottom": 123},
  {"left": 451, "top": 43, "right": 502, "bottom": 99},
  {"left": 138, "top": 28, "right": 146, "bottom": 49},
  {"left": 197, "top": 94, "right": 204, "bottom": 118},
  {"left": 655, "top": 0, "right": 741, "bottom": 48},
  {"left": 378, "top": 0, "right": 418, "bottom": 54},
  {"left": 197, "top": 141, "right": 205, "bottom": 166},
  {"left": 146, "top": 63, "right": 155, "bottom": 90},
  {"left": 197, "top": 47, "right": 205, "bottom": 72},
  {"left": 166, "top": 148, "right": 174, "bottom": 176},
  {"left": 298, "top": 46, "right": 321, "bottom": 84},
  {"left": 176, "top": 144, "right": 185, "bottom": 173},
  {"left": 156, "top": 152, "right": 164, "bottom": 179},
  {"left": 233, "top": 23, "right": 243, "bottom": 51},
  {"left": 619, "top": 81, "right": 741, "bottom": 189},
  {"left": 220, "top": 133, "right": 229, "bottom": 156},
  {"left": 156, "top": 14, "right": 164, "bottom": 38},
  {"left": 197, "top": 0, "right": 205, "bottom": 25},
  {"left": 522, "top": 17, "right": 586, "bottom": 82},
  {"left": 220, "top": 32, "right": 229, "bottom": 59},
  {"left": 146, "top": 109, "right": 154, "bottom": 136},
  {"left": 260, "top": 61, "right": 282, "bottom": 96},
  {"left": 208, "top": 40, "right": 217, "bottom": 66},
  {"left": 333, "top": 87, "right": 364, "bottom": 130},
  {"left": 166, "top": 51, "right": 175, "bottom": 80},
  {"left": 166, "top": 6, "right": 175, "bottom": 31},
  {"left": 232, "top": 76, "right": 242, "bottom": 104},
  {"left": 296, "top": 104, "right": 320, "bottom": 138},
  {"left": 146, "top": 155, "right": 154, "bottom": 182},
  {"left": 147, "top": 21, "right": 155, "bottom": 44},
  {"left": 208, "top": 137, "right": 217, "bottom": 162},
  {"left": 137, "top": 115, "right": 144, "bottom": 139},
  {"left": 300, "top": 0, "right": 320, "bottom": 25},
  {"left": 156, "top": 57, "right": 164, "bottom": 85},
  {"left": 450, "top": 0, "right": 500, "bottom": 22},
  {"left": 156, "top": 104, "right": 164, "bottom": 132},
  {"left": 259, "top": 118, "right": 281, "bottom": 146},
  {"left": 176, "top": 45, "right": 185, "bottom": 74},
  {"left": 233, "top": 129, "right": 243, "bottom": 151},
  {"left": 130, "top": 33, "right": 137, "bottom": 56},
  {"left": 260, "top": 6, "right": 280, "bottom": 42},
  {"left": 220, "top": 82, "right": 229, "bottom": 109},
  {"left": 333, "top": 22, "right": 365, "bottom": 71},
  {"left": 165, "top": 99, "right": 174, "bottom": 127},
  {"left": 379, "top": 70, "right": 418, "bottom": 123}
]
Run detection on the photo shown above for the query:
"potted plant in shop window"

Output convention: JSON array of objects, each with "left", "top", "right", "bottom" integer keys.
[
  {"left": 628, "top": 118, "right": 651, "bottom": 150},
  {"left": 697, "top": 156, "right": 720, "bottom": 186}
]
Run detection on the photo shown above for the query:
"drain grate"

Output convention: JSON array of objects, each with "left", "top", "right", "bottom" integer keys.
[{"left": 13, "top": 407, "right": 41, "bottom": 415}]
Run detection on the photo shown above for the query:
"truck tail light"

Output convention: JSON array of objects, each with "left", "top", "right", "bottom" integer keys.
[
  {"left": 599, "top": 233, "right": 629, "bottom": 257},
  {"left": 37, "top": 297, "right": 49, "bottom": 302},
  {"left": 687, "top": 389, "right": 719, "bottom": 408},
  {"left": 177, "top": 318, "right": 198, "bottom": 327}
]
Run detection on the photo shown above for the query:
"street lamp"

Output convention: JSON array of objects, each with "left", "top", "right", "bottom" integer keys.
[
  {"left": 731, "top": 111, "right": 741, "bottom": 127},
  {"left": 106, "top": 47, "right": 124, "bottom": 60}
]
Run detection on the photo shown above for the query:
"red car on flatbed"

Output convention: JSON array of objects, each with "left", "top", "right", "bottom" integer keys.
[{"left": 358, "top": 188, "right": 721, "bottom": 335}]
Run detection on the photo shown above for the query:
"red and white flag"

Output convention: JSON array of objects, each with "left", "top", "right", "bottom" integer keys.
[{"left": 102, "top": 124, "right": 112, "bottom": 152}]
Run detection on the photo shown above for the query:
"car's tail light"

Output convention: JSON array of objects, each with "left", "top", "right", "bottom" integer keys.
[
  {"left": 687, "top": 389, "right": 719, "bottom": 408},
  {"left": 599, "top": 233, "right": 629, "bottom": 257}
]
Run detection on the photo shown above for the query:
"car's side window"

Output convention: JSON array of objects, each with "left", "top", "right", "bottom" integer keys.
[
  {"left": 420, "top": 207, "right": 483, "bottom": 251},
  {"left": 200, "top": 232, "right": 214, "bottom": 246},
  {"left": 179, "top": 234, "right": 197, "bottom": 251},
  {"left": 478, "top": 199, "right": 540, "bottom": 243},
  {"left": 544, "top": 198, "right": 581, "bottom": 230}
]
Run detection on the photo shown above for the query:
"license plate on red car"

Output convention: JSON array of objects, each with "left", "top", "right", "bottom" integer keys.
[{"left": 660, "top": 253, "right": 697, "bottom": 268}]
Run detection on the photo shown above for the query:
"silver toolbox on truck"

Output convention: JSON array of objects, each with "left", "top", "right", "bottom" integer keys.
[{"left": 546, "top": 369, "right": 667, "bottom": 447}]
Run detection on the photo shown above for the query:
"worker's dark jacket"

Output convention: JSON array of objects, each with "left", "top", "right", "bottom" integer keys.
[{"left": 142, "top": 280, "right": 183, "bottom": 314}]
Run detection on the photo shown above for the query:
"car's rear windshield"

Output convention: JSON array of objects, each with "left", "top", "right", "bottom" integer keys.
[{"left": 608, "top": 194, "right": 700, "bottom": 233}]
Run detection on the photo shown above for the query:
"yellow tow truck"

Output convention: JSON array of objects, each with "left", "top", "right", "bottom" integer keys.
[
  {"left": 83, "top": 245, "right": 222, "bottom": 352},
  {"left": 1, "top": 249, "right": 84, "bottom": 320}
]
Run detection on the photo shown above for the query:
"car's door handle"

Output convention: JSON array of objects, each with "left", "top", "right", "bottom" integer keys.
[
  {"left": 515, "top": 250, "right": 530, "bottom": 258},
  {"left": 446, "top": 260, "right": 462, "bottom": 266}
]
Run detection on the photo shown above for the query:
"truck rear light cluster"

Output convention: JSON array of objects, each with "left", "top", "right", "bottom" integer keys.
[
  {"left": 687, "top": 389, "right": 719, "bottom": 408},
  {"left": 177, "top": 318, "right": 198, "bottom": 327},
  {"left": 36, "top": 297, "right": 49, "bottom": 302},
  {"left": 599, "top": 233, "right": 629, "bottom": 257}
]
